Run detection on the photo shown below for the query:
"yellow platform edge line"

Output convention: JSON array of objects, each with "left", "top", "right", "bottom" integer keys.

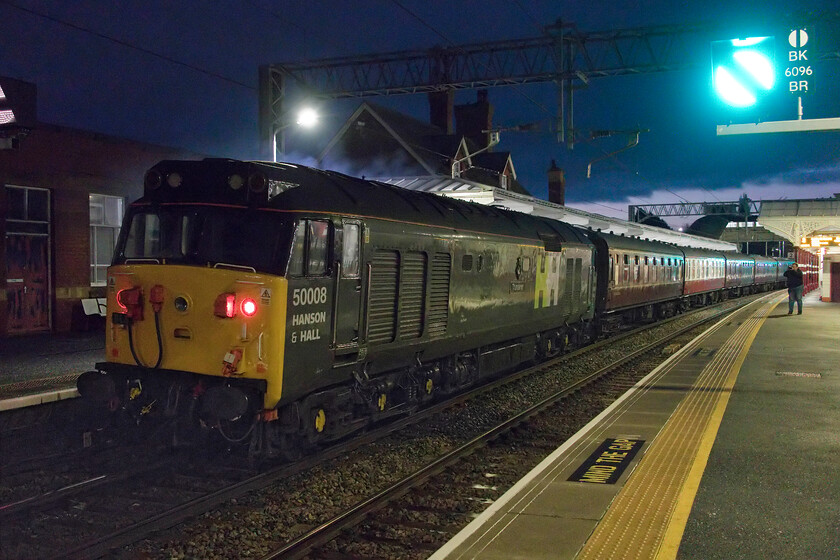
[{"left": 654, "top": 297, "right": 782, "bottom": 560}]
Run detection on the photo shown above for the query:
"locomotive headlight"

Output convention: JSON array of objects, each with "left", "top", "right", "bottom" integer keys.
[
  {"left": 228, "top": 174, "right": 244, "bottom": 190},
  {"left": 144, "top": 170, "right": 163, "bottom": 191},
  {"left": 240, "top": 298, "right": 258, "bottom": 317},
  {"left": 166, "top": 172, "right": 183, "bottom": 188},
  {"left": 174, "top": 296, "right": 189, "bottom": 312},
  {"left": 248, "top": 172, "right": 267, "bottom": 193}
]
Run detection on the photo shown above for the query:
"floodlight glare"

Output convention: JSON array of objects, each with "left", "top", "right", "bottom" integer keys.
[
  {"left": 733, "top": 50, "right": 775, "bottom": 89},
  {"left": 714, "top": 67, "right": 756, "bottom": 107},
  {"left": 296, "top": 107, "right": 318, "bottom": 128},
  {"left": 710, "top": 35, "right": 776, "bottom": 110}
]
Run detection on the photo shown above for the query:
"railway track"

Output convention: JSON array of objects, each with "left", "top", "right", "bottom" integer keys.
[
  {"left": 260, "top": 294, "right": 772, "bottom": 559},
  {"left": 0, "top": 293, "right": 769, "bottom": 559}
]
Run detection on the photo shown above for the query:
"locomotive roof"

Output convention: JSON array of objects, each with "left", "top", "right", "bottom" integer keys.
[
  {"left": 140, "top": 159, "right": 592, "bottom": 247},
  {"left": 585, "top": 228, "right": 685, "bottom": 256}
]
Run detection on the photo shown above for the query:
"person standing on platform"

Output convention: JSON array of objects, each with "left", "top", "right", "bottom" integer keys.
[{"left": 784, "top": 263, "right": 804, "bottom": 315}]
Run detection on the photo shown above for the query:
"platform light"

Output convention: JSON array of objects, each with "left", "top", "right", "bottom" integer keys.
[
  {"left": 296, "top": 107, "right": 318, "bottom": 128},
  {"left": 0, "top": 109, "right": 16, "bottom": 125}
]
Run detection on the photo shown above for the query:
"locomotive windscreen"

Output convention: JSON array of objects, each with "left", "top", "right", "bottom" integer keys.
[{"left": 116, "top": 205, "right": 290, "bottom": 274}]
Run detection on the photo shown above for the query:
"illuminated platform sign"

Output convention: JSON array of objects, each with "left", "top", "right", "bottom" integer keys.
[{"left": 801, "top": 234, "right": 840, "bottom": 247}]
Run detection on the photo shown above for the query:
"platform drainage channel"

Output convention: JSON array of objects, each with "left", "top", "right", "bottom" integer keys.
[{"left": 775, "top": 371, "right": 822, "bottom": 379}]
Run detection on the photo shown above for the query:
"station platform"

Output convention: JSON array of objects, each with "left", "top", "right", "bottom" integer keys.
[
  {"left": 430, "top": 290, "right": 840, "bottom": 560},
  {"left": 0, "top": 331, "right": 103, "bottom": 411}
]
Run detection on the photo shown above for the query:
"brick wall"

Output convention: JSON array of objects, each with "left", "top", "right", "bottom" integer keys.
[{"left": 1, "top": 123, "right": 202, "bottom": 336}]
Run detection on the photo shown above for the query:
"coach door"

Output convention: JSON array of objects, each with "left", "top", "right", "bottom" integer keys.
[
  {"left": 5, "top": 186, "right": 51, "bottom": 334},
  {"left": 332, "top": 221, "right": 363, "bottom": 358}
]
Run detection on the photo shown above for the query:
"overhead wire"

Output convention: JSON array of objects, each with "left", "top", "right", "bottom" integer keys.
[
  {"left": 0, "top": 0, "right": 254, "bottom": 90},
  {"left": 389, "top": 0, "right": 555, "bottom": 119},
  {"left": 510, "top": 0, "right": 724, "bottom": 207}
]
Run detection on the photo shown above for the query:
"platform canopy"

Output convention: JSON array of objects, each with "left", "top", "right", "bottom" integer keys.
[
  {"left": 377, "top": 176, "right": 737, "bottom": 251},
  {"left": 758, "top": 199, "right": 840, "bottom": 251}
]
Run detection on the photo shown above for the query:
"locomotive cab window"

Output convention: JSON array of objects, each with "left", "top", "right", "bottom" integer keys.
[
  {"left": 288, "top": 219, "right": 331, "bottom": 277},
  {"left": 341, "top": 222, "right": 361, "bottom": 278},
  {"left": 119, "top": 206, "right": 285, "bottom": 273}
]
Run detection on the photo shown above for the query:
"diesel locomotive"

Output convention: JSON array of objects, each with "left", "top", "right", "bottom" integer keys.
[{"left": 76, "top": 159, "right": 790, "bottom": 459}]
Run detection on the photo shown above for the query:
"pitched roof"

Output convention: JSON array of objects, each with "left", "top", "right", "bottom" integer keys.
[{"left": 319, "top": 101, "right": 529, "bottom": 195}]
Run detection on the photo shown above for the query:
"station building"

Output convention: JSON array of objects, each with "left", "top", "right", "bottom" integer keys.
[{"left": 0, "top": 76, "right": 199, "bottom": 336}]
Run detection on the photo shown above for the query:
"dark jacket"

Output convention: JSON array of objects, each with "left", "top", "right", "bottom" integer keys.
[{"left": 784, "top": 267, "right": 804, "bottom": 288}]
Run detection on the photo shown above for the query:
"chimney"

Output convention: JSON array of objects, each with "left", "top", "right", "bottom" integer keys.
[
  {"left": 548, "top": 160, "right": 565, "bottom": 206},
  {"left": 454, "top": 89, "right": 494, "bottom": 149},
  {"left": 428, "top": 90, "right": 454, "bottom": 134}
]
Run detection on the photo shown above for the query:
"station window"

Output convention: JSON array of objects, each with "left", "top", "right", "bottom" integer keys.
[{"left": 90, "top": 194, "right": 124, "bottom": 286}]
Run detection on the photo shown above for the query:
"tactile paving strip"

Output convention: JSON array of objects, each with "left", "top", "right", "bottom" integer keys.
[{"left": 577, "top": 295, "right": 781, "bottom": 560}]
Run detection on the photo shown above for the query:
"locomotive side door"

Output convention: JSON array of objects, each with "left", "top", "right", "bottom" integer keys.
[{"left": 332, "top": 220, "right": 363, "bottom": 359}]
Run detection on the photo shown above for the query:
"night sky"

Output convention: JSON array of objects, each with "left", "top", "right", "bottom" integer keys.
[{"left": 2, "top": 0, "right": 838, "bottom": 225}]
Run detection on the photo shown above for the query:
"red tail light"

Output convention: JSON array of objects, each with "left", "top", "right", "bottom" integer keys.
[
  {"left": 240, "top": 298, "right": 257, "bottom": 317},
  {"left": 214, "top": 294, "right": 258, "bottom": 318},
  {"left": 214, "top": 293, "right": 237, "bottom": 318}
]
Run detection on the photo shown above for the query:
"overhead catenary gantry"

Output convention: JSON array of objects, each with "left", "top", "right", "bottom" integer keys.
[
  {"left": 259, "top": 21, "right": 712, "bottom": 158},
  {"left": 259, "top": 14, "right": 840, "bottom": 160}
]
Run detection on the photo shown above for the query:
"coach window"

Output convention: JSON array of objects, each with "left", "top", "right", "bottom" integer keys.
[{"left": 341, "top": 222, "right": 361, "bottom": 278}]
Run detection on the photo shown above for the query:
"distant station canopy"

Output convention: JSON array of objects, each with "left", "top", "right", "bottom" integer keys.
[{"left": 0, "top": 76, "right": 37, "bottom": 150}]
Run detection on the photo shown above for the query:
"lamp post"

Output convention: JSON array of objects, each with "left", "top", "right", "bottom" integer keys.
[{"left": 273, "top": 107, "right": 319, "bottom": 162}]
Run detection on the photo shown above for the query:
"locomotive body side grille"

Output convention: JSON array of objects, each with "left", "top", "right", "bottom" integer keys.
[
  {"left": 368, "top": 250, "right": 399, "bottom": 344},
  {"left": 427, "top": 252, "right": 451, "bottom": 339},
  {"left": 399, "top": 251, "right": 427, "bottom": 340}
]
